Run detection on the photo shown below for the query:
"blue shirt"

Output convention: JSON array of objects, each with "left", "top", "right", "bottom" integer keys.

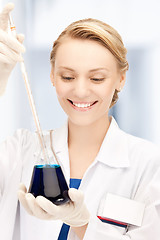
[{"left": 58, "top": 178, "right": 82, "bottom": 240}]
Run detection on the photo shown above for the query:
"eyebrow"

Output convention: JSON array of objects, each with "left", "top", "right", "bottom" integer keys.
[
  {"left": 58, "top": 66, "right": 109, "bottom": 72},
  {"left": 89, "top": 68, "right": 110, "bottom": 73},
  {"left": 58, "top": 67, "right": 75, "bottom": 72}
]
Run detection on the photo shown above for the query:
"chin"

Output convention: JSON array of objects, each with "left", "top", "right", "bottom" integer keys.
[{"left": 68, "top": 116, "right": 99, "bottom": 127}]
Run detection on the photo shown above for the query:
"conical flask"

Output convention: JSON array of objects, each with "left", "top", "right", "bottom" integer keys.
[{"left": 28, "top": 130, "right": 70, "bottom": 205}]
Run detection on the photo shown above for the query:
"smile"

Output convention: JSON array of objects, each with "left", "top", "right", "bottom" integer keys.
[{"left": 67, "top": 99, "right": 98, "bottom": 111}]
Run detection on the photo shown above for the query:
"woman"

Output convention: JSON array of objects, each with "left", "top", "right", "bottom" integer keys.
[{"left": 0, "top": 3, "right": 160, "bottom": 240}]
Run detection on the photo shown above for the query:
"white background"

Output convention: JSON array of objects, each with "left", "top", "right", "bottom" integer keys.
[{"left": 0, "top": 0, "right": 160, "bottom": 145}]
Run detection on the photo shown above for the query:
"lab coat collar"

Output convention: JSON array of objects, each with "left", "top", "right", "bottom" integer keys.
[
  {"left": 52, "top": 117, "right": 130, "bottom": 169},
  {"left": 52, "top": 120, "right": 68, "bottom": 154},
  {"left": 51, "top": 121, "right": 70, "bottom": 182},
  {"left": 96, "top": 117, "right": 130, "bottom": 168}
]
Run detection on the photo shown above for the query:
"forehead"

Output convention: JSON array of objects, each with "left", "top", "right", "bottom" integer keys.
[{"left": 55, "top": 38, "right": 118, "bottom": 72}]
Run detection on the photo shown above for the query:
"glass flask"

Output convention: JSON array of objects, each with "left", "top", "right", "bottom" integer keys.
[{"left": 28, "top": 130, "right": 70, "bottom": 205}]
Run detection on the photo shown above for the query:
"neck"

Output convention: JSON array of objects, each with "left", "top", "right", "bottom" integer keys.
[{"left": 68, "top": 114, "right": 110, "bottom": 149}]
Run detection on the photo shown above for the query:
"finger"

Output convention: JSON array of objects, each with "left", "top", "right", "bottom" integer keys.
[
  {"left": 24, "top": 193, "right": 35, "bottom": 215},
  {"left": 36, "top": 196, "right": 60, "bottom": 219},
  {"left": 0, "top": 53, "right": 15, "bottom": 64},
  {"left": 0, "top": 3, "right": 15, "bottom": 31},
  {"left": 68, "top": 188, "right": 84, "bottom": 208},
  {"left": 19, "top": 182, "right": 27, "bottom": 192},
  {"left": 17, "top": 33, "right": 25, "bottom": 44},
  {"left": 0, "top": 42, "right": 23, "bottom": 63},
  {"left": 0, "top": 3, "right": 14, "bottom": 15},
  {"left": 18, "top": 186, "right": 33, "bottom": 216},
  {"left": 26, "top": 194, "right": 52, "bottom": 220},
  {"left": 0, "top": 29, "right": 25, "bottom": 53}
]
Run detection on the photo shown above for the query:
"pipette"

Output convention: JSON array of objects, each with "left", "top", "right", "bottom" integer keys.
[
  {"left": 8, "top": 14, "right": 59, "bottom": 165},
  {"left": 8, "top": 14, "right": 70, "bottom": 206}
]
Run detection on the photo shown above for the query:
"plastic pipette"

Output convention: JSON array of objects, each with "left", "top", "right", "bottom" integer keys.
[{"left": 8, "top": 14, "right": 58, "bottom": 165}]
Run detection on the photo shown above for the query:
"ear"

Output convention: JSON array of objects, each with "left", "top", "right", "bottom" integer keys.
[
  {"left": 50, "top": 68, "right": 55, "bottom": 86},
  {"left": 116, "top": 71, "right": 126, "bottom": 91}
]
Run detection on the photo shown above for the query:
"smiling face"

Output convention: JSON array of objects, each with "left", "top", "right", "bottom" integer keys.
[{"left": 50, "top": 38, "right": 125, "bottom": 127}]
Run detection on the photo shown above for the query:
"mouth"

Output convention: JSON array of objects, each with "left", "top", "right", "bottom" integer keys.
[{"left": 67, "top": 99, "right": 98, "bottom": 110}]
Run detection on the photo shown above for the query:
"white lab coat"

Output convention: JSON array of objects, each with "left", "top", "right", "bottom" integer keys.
[{"left": 0, "top": 117, "right": 160, "bottom": 240}]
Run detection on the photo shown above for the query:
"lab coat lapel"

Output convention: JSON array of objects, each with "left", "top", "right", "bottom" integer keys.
[
  {"left": 52, "top": 121, "right": 70, "bottom": 184},
  {"left": 96, "top": 117, "right": 130, "bottom": 168}
]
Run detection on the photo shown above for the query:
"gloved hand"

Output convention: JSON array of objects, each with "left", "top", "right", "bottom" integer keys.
[
  {"left": 18, "top": 183, "right": 90, "bottom": 227},
  {"left": 0, "top": 3, "right": 25, "bottom": 96}
]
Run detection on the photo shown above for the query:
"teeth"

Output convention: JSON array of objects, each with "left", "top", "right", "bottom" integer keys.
[{"left": 73, "top": 102, "right": 92, "bottom": 108}]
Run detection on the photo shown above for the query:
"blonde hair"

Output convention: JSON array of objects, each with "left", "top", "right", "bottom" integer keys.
[{"left": 50, "top": 18, "right": 129, "bottom": 108}]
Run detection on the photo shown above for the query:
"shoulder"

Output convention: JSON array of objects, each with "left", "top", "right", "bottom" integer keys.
[
  {"left": 0, "top": 128, "right": 34, "bottom": 150},
  {"left": 114, "top": 124, "right": 160, "bottom": 191},
  {"left": 0, "top": 121, "right": 68, "bottom": 151},
  {"left": 118, "top": 128, "right": 160, "bottom": 175},
  {"left": 125, "top": 131, "right": 160, "bottom": 160},
  {"left": 111, "top": 117, "right": 160, "bottom": 167},
  {"left": 111, "top": 117, "right": 160, "bottom": 159}
]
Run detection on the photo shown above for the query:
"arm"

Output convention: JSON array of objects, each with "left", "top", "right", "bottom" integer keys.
[
  {"left": 71, "top": 224, "right": 88, "bottom": 240},
  {"left": 0, "top": 130, "right": 24, "bottom": 239},
  {"left": 0, "top": 128, "right": 37, "bottom": 240}
]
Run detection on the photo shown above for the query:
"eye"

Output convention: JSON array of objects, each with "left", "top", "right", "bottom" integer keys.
[
  {"left": 61, "top": 76, "right": 74, "bottom": 81},
  {"left": 90, "top": 78, "right": 105, "bottom": 82}
]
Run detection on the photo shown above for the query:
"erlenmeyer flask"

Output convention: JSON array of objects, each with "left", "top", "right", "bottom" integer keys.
[{"left": 28, "top": 130, "right": 70, "bottom": 205}]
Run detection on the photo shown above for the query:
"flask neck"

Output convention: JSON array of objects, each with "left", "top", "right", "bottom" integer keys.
[{"left": 35, "top": 130, "right": 59, "bottom": 166}]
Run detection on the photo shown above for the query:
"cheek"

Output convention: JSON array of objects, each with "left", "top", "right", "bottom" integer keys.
[
  {"left": 101, "top": 89, "right": 115, "bottom": 105},
  {"left": 96, "top": 81, "right": 116, "bottom": 101},
  {"left": 55, "top": 81, "right": 68, "bottom": 98}
]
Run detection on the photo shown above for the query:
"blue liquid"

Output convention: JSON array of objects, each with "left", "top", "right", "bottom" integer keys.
[{"left": 29, "top": 164, "right": 70, "bottom": 205}]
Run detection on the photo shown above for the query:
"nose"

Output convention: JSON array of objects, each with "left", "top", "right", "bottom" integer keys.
[{"left": 73, "top": 77, "right": 90, "bottom": 99}]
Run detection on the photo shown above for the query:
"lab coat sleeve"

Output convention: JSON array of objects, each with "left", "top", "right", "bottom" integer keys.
[
  {"left": 0, "top": 129, "right": 23, "bottom": 201},
  {"left": 0, "top": 129, "right": 33, "bottom": 240},
  {"left": 83, "top": 167, "right": 160, "bottom": 240}
]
